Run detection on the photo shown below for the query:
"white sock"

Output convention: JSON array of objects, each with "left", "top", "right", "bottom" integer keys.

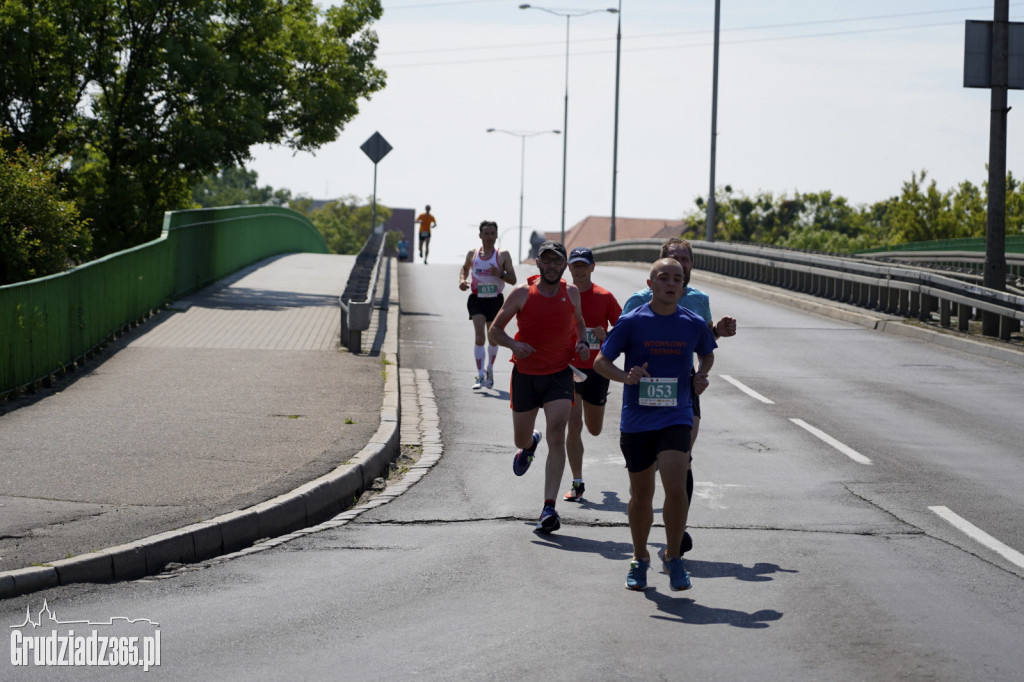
[
  {"left": 474, "top": 345, "right": 486, "bottom": 374},
  {"left": 487, "top": 344, "right": 498, "bottom": 370}
]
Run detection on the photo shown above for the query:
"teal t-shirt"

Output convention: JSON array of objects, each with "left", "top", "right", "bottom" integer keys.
[{"left": 622, "top": 286, "right": 712, "bottom": 323}]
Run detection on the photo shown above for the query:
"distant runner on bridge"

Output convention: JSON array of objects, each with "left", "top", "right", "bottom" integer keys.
[
  {"left": 415, "top": 205, "right": 437, "bottom": 264},
  {"left": 488, "top": 240, "right": 590, "bottom": 534},
  {"left": 459, "top": 220, "right": 517, "bottom": 390}
]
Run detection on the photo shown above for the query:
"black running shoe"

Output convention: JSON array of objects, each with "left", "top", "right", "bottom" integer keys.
[{"left": 563, "top": 480, "right": 585, "bottom": 502}]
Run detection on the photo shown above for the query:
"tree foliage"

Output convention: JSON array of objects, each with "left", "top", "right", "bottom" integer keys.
[
  {"left": 0, "top": 0, "right": 385, "bottom": 254},
  {"left": 0, "top": 129, "right": 91, "bottom": 285},
  {"left": 192, "top": 166, "right": 293, "bottom": 208},
  {"left": 294, "top": 196, "right": 390, "bottom": 255},
  {"left": 688, "top": 169, "right": 1024, "bottom": 253}
]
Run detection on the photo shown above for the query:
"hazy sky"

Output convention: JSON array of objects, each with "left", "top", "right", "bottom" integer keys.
[{"left": 248, "top": 1, "right": 1024, "bottom": 263}]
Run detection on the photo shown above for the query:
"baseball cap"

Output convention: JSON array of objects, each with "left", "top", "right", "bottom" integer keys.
[
  {"left": 537, "top": 240, "right": 567, "bottom": 260},
  {"left": 568, "top": 247, "right": 595, "bottom": 265}
]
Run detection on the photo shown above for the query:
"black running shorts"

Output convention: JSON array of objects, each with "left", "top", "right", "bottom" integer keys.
[
  {"left": 467, "top": 293, "right": 504, "bottom": 322},
  {"left": 573, "top": 367, "right": 610, "bottom": 406},
  {"left": 510, "top": 366, "right": 574, "bottom": 413},
  {"left": 619, "top": 424, "right": 693, "bottom": 473}
]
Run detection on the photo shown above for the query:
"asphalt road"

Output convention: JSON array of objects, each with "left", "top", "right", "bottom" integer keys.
[{"left": 2, "top": 260, "right": 1022, "bottom": 681}]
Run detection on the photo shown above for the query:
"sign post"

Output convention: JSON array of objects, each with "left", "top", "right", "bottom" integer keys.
[
  {"left": 964, "top": 3, "right": 1021, "bottom": 337},
  {"left": 360, "top": 132, "right": 393, "bottom": 235}
]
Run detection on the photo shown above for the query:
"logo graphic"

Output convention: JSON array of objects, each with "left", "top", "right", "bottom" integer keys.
[{"left": 9, "top": 600, "right": 161, "bottom": 671}]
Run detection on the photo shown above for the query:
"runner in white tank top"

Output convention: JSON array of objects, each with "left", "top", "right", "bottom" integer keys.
[
  {"left": 459, "top": 221, "right": 518, "bottom": 389},
  {"left": 471, "top": 247, "right": 505, "bottom": 299}
]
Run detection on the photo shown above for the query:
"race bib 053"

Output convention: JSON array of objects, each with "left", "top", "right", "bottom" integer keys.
[{"left": 638, "top": 376, "right": 678, "bottom": 407}]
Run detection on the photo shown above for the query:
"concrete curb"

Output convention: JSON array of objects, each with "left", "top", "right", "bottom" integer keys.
[{"left": 0, "top": 259, "right": 402, "bottom": 600}]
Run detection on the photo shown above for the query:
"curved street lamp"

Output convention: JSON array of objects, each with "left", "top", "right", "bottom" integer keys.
[
  {"left": 519, "top": 3, "right": 617, "bottom": 244},
  {"left": 487, "top": 128, "right": 561, "bottom": 263}
]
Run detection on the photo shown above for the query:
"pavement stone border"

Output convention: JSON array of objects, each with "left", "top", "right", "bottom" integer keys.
[{"left": 0, "top": 259, "right": 403, "bottom": 600}]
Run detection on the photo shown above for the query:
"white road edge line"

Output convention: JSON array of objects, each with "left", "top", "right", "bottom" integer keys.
[
  {"left": 789, "top": 418, "right": 872, "bottom": 465},
  {"left": 720, "top": 374, "right": 775, "bottom": 404},
  {"left": 929, "top": 506, "right": 1024, "bottom": 569}
]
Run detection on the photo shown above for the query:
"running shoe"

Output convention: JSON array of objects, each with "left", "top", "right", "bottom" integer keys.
[
  {"left": 535, "top": 504, "right": 561, "bottom": 534},
  {"left": 563, "top": 480, "right": 585, "bottom": 502},
  {"left": 665, "top": 556, "right": 692, "bottom": 591},
  {"left": 483, "top": 367, "right": 494, "bottom": 389},
  {"left": 473, "top": 373, "right": 485, "bottom": 390},
  {"left": 512, "top": 430, "right": 542, "bottom": 476},
  {"left": 625, "top": 558, "right": 649, "bottom": 590},
  {"left": 680, "top": 530, "right": 693, "bottom": 556}
]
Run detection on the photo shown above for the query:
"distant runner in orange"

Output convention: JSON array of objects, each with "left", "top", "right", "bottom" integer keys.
[{"left": 415, "top": 205, "right": 437, "bottom": 263}]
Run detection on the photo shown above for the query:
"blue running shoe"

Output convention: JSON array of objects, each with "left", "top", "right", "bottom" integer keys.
[
  {"left": 625, "top": 558, "right": 649, "bottom": 590},
  {"left": 512, "top": 430, "right": 542, "bottom": 476},
  {"left": 666, "top": 556, "right": 692, "bottom": 591},
  {"left": 535, "top": 504, "right": 561, "bottom": 534}
]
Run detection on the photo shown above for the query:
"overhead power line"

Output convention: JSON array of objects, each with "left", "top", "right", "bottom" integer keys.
[{"left": 380, "top": 5, "right": 1021, "bottom": 68}]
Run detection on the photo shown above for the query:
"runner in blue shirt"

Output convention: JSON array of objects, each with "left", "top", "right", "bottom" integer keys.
[
  {"left": 595, "top": 257, "right": 716, "bottom": 592},
  {"left": 622, "top": 237, "right": 736, "bottom": 558}
]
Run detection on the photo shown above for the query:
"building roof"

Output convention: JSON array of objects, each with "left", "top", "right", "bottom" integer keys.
[{"left": 544, "top": 215, "right": 695, "bottom": 251}]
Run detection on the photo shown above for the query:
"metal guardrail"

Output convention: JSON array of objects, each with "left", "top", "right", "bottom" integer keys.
[
  {"left": 859, "top": 250, "right": 1024, "bottom": 289},
  {"left": 592, "top": 239, "right": 1024, "bottom": 342},
  {"left": 339, "top": 230, "right": 387, "bottom": 353}
]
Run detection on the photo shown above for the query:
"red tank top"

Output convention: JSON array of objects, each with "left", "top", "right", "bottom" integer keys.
[{"left": 514, "top": 276, "right": 578, "bottom": 375}]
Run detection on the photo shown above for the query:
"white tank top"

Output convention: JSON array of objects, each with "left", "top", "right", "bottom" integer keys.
[{"left": 471, "top": 248, "right": 504, "bottom": 298}]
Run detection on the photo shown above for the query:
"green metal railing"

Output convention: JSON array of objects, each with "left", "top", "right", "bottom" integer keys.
[{"left": 1, "top": 206, "right": 327, "bottom": 396}]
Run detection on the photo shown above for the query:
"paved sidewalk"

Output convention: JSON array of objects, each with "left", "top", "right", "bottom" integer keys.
[{"left": 0, "top": 253, "right": 395, "bottom": 596}]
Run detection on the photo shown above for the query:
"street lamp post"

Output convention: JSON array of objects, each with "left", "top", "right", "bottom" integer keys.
[
  {"left": 520, "top": 3, "right": 617, "bottom": 244},
  {"left": 487, "top": 128, "right": 561, "bottom": 263},
  {"left": 610, "top": 0, "right": 622, "bottom": 242},
  {"left": 705, "top": 0, "right": 721, "bottom": 242}
]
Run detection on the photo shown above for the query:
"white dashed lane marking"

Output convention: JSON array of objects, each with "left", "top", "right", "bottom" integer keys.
[
  {"left": 720, "top": 374, "right": 775, "bottom": 404},
  {"left": 789, "top": 418, "right": 872, "bottom": 465},
  {"left": 929, "top": 506, "right": 1024, "bottom": 569}
]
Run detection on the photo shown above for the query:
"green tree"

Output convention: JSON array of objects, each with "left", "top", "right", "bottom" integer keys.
[
  {"left": 299, "top": 196, "right": 390, "bottom": 254},
  {"left": 0, "top": 130, "right": 91, "bottom": 285},
  {"left": 192, "top": 166, "right": 292, "bottom": 208},
  {"left": 0, "top": 0, "right": 386, "bottom": 254}
]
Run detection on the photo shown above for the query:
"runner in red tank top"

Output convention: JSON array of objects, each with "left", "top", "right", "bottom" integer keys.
[
  {"left": 489, "top": 241, "right": 590, "bottom": 534},
  {"left": 563, "top": 247, "right": 622, "bottom": 503}
]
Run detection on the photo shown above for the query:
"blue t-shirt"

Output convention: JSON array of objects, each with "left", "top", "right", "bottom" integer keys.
[
  {"left": 621, "top": 286, "right": 712, "bottom": 323},
  {"left": 601, "top": 303, "right": 717, "bottom": 433}
]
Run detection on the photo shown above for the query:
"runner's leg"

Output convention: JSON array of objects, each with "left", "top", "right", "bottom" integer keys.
[
  {"left": 541, "top": 398, "right": 572, "bottom": 502},
  {"left": 627, "top": 465, "right": 657, "bottom": 561},
  {"left": 657, "top": 449, "right": 691, "bottom": 561},
  {"left": 566, "top": 398, "right": 585, "bottom": 481},
  {"left": 512, "top": 408, "right": 540, "bottom": 450}
]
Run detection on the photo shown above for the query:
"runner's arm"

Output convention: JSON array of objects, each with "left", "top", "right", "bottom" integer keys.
[
  {"left": 567, "top": 285, "right": 590, "bottom": 361},
  {"left": 692, "top": 352, "right": 715, "bottom": 395},
  {"left": 498, "top": 250, "right": 517, "bottom": 286},
  {"left": 713, "top": 316, "right": 737, "bottom": 338},
  {"left": 488, "top": 286, "right": 534, "bottom": 358},
  {"left": 594, "top": 354, "right": 648, "bottom": 385},
  {"left": 458, "top": 250, "right": 474, "bottom": 291}
]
